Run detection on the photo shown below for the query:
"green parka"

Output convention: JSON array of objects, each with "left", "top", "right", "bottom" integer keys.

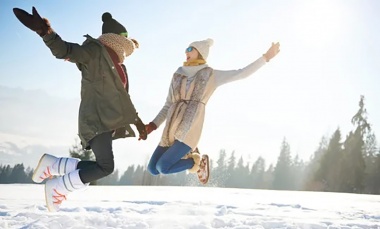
[{"left": 43, "top": 33, "right": 139, "bottom": 148}]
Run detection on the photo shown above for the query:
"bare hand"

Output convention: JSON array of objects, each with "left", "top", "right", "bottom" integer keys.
[{"left": 263, "top": 42, "right": 280, "bottom": 62}]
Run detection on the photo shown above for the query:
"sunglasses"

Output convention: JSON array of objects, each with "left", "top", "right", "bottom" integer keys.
[
  {"left": 185, "top": 47, "right": 194, "bottom": 53},
  {"left": 120, "top": 32, "right": 128, "bottom": 37}
]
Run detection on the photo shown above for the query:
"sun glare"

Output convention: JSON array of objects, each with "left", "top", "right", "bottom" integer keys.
[{"left": 293, "top": 1, "right": 345, "bottom": 45}]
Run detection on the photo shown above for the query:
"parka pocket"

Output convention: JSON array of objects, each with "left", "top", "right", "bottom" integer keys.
[{"left": 98, "top": 94, "right": 124, "bottom": 129}]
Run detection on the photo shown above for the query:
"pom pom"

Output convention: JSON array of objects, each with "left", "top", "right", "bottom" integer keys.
[
  {"left": 102, "top": 12, "right": 112, "bottom": 22},
  {"left": 206, "top": 38, "right": 214, "bottom": 47},
  {"left": 131, "top": 39, "right": 139, "bottom": 49}
]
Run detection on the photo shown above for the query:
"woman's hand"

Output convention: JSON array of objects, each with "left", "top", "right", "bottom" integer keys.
[
  {"left": 263, "top": 42, "right": 280, "bottom": 62},
  {"left": 138, "top": 122, "right": 157, "bottom": 141}
]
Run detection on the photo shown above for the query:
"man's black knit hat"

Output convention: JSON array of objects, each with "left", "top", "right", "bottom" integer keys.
[{"left": 101, "top": 12, "right": 128, "bottom": 36}]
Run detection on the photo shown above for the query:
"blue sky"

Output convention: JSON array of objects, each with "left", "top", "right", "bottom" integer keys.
[{"left": 1, "top": 0, "right": 379, "bottom": 170}]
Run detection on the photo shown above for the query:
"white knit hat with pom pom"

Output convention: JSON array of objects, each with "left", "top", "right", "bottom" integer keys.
[{"left": 189, "top": 38, "right": 214, "bottom": 60}]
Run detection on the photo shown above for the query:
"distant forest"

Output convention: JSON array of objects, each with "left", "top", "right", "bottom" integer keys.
[{"left": 1, "top": 96, "right": 380, "bottom": 194}]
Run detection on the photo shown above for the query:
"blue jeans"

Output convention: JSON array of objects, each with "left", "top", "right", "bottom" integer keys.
[{"left": 148, "top": 140, "right": 194, "bottom": 175}]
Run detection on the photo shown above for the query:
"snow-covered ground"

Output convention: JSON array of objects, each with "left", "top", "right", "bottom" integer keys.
[{"left": 0, "top": 184, "right": 379, "bottom": 228}]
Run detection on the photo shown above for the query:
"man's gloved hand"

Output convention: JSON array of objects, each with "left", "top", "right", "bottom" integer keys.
[
  {"left": 13, "top": 7, "right": 52, "bottom": 37},
  {"left": 134, "top": 113, "right": 147, "bottom": 140}
]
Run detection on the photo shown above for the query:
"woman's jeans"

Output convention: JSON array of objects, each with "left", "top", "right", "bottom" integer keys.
[{"left": 148, "top": 140, "right": 194, "bottom": 175}]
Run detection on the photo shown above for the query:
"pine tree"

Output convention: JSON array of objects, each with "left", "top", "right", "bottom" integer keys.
[
  {"left": 363, "top": 132, "right": 380, "bottom": 193},
  {"left": 292, "top": 155, "right": 305, "bottom": 190},
  {"left": 213, "top": 149, "right": 228, "bottom": 187},
  {"left": 339, "top": 95, "right": 369, "bottom": 193},
  {"left": 10, "top": 164, "right": 27, "bottom": 183},
  {"left": 233, "top": 156, "right": 250, "bottom": 188},
  {"left": 119, "top": 165, "right": 135, "bottom": 185},
  {"left": 69, "top": 138, "right": 95, "bottom": 161},
  {"left": 370, "top": 151, "right": 380, "bottom": 194},
  {"left": 25, "top": 166, "right": 34, "bottom": 183},
  {"left": 0, "top": 165, "right": 12, "bottom": 183},
  {"left": 263, "top": 164, "right": 274, "bottom": 190},
  {"left": 249, "top": 156, "right": 266, "bottom": 189},
  {"left": 226, "top": 151, "right": 236, "bottom": 187},
  {"left": 133, "top": 165, "right": 145, "bottom": 185},
  {"left": 97, "top": 169, "right": 119, "bottom": 185},
  {"left": 314, "top": 128, "right": 342, "bottom": 192},
  {"left": 0, "top": 165, "right": 5, "bottom": 183},
  {"left": 273, "top": 138, "right": 293, "bottom": 190},
  {"left": 304, "top": 136, "right": 328, "bottom": 191}
]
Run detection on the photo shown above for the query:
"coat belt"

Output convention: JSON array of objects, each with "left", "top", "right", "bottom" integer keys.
[{"left": 177, "top": 99, "right": 205, "bottom": 105}]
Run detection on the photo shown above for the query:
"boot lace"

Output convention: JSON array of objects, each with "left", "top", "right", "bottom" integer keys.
[
  {"left": 52, "top": 188, "right": 67, "bottom": 205},
  {"left": 39, "top": 167, "right": 53, "bottom": 180}
]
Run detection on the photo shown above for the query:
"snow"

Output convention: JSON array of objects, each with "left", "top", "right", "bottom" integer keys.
[{"left": 0, "top": 184, "right": 379, "bottom": 228}]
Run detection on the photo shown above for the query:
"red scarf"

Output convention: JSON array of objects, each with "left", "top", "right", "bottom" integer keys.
[{"left": 104, "top": 45, "right": 128, "bottom": 89}]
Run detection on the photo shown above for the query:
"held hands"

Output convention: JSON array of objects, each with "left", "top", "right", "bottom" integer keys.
[
  {"left": 263, "top": 42, "right": 280, "bottom": 62},
  {"left": 134, "top": 113, "right": 147, "bottom": 141},
  {"left": 13, "top": 7, "right": 52, "bottom": 37},
  {"left": 138, "top": 122, "right": 157, "bottom": 141}
]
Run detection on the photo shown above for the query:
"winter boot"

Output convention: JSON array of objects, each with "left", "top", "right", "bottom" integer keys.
[
  {"left": 197, "top": 155, "right": 210, "bottom": 185},
  {"left": 45, "top": 169, "right": 88, "bottom": 212},
  {"left": 186, "top": 148, "right": 210, "bottom": 184},
  {"left": 32, "top": 154, "right": 80, "bottom": 183},
  {"left": 186, "top": 148, "right": 201, "bottom": 173}
]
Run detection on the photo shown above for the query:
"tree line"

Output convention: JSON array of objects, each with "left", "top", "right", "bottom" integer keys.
[{"left": 1, "top": 95, "right": 379, "bottom": 194}]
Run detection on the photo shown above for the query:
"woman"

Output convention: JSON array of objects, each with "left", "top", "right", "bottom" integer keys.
[
  {"left": 145, "top": 38, "right": 280, "bottom": 184},
  {"left": 13, "top": 7, "right": 147, "bottom": 212}
]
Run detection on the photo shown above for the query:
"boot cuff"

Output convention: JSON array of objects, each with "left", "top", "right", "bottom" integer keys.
[{"left": 187, "top": 153, "right": 201, "bottom": 174}]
